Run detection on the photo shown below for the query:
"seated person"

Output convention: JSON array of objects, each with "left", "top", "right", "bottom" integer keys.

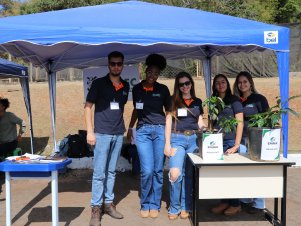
[{"left": 0, "top": 97, "right": 26, "bottom": 156}]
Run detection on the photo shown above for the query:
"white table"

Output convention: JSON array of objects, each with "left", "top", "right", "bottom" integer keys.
[
  {"left": 188, "top": 153, "right": 295, "bottom": 226},
  {"left": 0, "top": 159, "right": 72, "bottom": 226}
]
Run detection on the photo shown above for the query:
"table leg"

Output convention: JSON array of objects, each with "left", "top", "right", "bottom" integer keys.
[
  {"left": 196, "top": 168, "right": 199, "bottom": 226},
  {"left": 281, "top": 166, "right": 288, "bottom": 226},
  {"left": 51, "top": 171, "right": 58, "bottom": 226},
  {"left": 192, "top": 166, "right": 196, "bottom": 226},
  {"left": 5, "top": 172, "right": 11, "bottom": 226}
]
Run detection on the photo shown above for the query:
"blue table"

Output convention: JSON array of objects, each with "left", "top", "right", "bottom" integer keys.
[{"left": 0, "top": 159, "right": 72, "bottom": 226}]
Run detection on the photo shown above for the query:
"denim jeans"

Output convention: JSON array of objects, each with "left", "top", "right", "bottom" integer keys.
[
  {"left": 168, "top": 133, "right": 198, "bottom": 214},
  {"left": 136, "top": 124, "right": 165, "bottom": 210},
  {"left": 90, "top": 133, "right": 123, "bottom": 207},
  {"left": 239, "top": 137, "right": 265, "bottom": 209}
]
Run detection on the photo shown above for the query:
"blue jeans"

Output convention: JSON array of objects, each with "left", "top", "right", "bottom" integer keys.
[
  {"left": 168, "top": 133, "right": 198, "bottom": 214},
  {"left": 136, "top": 124, "right": 165, "bottom": 210},
  {"left": 239, "top": 137, "right": 265, "bottom": 209},
  {"left": 90, "top": 133, "right": 123, "bottom": 207}
]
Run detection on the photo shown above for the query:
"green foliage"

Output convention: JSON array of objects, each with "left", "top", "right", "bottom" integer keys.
[
  {"left": 218, "top": 116, "right": 239, "bottom": 133},
  {"left": 202, "top": 96, "right": 239, "bottom": 133},
  {"left": 248, "top": 95, "right": 300, "bottom": 128},
  {"left": 1, "top": 0, "right": 300, "bottom": 23},
  {"left": 202, "top": 96, "right": 224, "bottom": 121},
  {"left": 19, "top": 0, "right": 118, "bottom": 14}
]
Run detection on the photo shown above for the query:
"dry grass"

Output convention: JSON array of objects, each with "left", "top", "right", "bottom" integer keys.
[{"left": 1, "top": 76, "right": 300, "bottom": 154}]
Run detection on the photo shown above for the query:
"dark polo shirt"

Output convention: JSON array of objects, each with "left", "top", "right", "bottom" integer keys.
[
  {"left": 132, "top": 81, "right": 170, "bottom": 128},
  {"left": 86, "top": 74, "right": 129, "bottom": 135},
  {"left": 171, "top": 98, "right": 203, "bottom": 131},
  {"left": 241, "top": 93, "right": 269, "bottom": 137},
  {"left": 214, "top": 95, "right": 243, "bottom": 140}
]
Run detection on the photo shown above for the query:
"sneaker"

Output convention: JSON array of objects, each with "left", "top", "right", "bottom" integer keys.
[
  {"left": 89, "top": 206, "right": 102, "bottom": 226},
  {"left": 180, "top": 211, "right": 189, "bottom": 219},
  {"left": 149, "top": 209, "right": 159, "bottom": 218},
  {"left": 246, "top": 206, "right": 263, "bottom": 214},
  {"left": 224, "top": 205, "right": 242, "bottom": 216},
  {"left": 211, "top": 203, "right": 229, "bottom": 214},
  {"left": 104, "top": 203, "right": 124, "bottom": 219},
  {"left": 140, "top": 210, "right": 149, "bottom": 218}
]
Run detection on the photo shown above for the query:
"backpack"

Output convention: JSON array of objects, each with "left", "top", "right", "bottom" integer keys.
[{"left": 67, "top": 134, "right": 90, "bottom": 158}]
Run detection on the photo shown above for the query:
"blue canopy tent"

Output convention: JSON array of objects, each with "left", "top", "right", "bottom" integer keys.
[
  {"left": 0, "top": 58, "right": 34, "bottom": 154},
  {"left": 0, "top": 1, "right": 290, "bottom": 156}
]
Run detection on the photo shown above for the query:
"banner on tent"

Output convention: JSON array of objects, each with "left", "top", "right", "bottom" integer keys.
[{"left": 83, "top": 65, "right": 140, "bottom": 101}]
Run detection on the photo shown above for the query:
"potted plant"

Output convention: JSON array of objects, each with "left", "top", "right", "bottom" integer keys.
[
  {"left": 198, "top": 96, "right": 239, "bottom": 161},
  {"left": 247, "top": 96, "right": 300, "bottom": 161}
]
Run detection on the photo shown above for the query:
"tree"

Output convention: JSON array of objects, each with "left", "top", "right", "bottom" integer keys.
[
  {"left": 275, "top": 0, "right": 301, "bottom": 23},
  {"left": 19, "top": 0, "right": 118, "bottom": 14}
]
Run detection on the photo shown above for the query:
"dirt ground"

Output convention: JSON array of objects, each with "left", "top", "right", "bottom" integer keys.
[
  {"left": 0, "top": 76, "right": 300, "bottom": 154},
  {"left": 0, "top": 167, "right": 301, "bottom": 226}
]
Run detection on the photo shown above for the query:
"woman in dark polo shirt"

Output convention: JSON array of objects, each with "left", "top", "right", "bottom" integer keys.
[
  {"left": 210, "top": 74, "right": 244, "bottom": 216},
  {"left": 233, "top": 71, "right": 269, "bottom": 214},
  {"left": 164, "top": 72, "right": 205, "bottom": 220},
  {"left": 127, "top": 54, "right": 170, "bottom": 218}
]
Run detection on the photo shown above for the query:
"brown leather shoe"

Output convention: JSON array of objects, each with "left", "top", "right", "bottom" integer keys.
[
  {"left": 180, "top": 211, "right": 189, "bottom": 219},
  {"left": 168, "top": 213, "right": 179, "bottom": 220},
  {"left": 89, "top": 206, "right": 102, "bottom": 226},
  {"left": 211, "top": 203, "right": 229, "bottom": 214},
  {"left": 149, "top": 209, "right": 159, "bottom": 218},
  {"left": 224, "top": 205, "right": 242, "bottom": 216},
  {"left": 104, "top": 203, "right": 124, "bottom": 219},
  {"left": 140, "top": 210, "right": 149, "bottom": 218}
]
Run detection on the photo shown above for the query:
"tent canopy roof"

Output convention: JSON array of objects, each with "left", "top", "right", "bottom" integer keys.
[
  {"left": 0, "top": 58, "right": 28, "bottom": 78},
  {"left": 0, "top": 0, "right": 289, "bottom": 72}
]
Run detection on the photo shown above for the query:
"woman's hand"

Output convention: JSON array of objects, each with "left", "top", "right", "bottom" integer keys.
[
  {"left": 164, "top": 143, "right": 172, "bottom": 157},
  {"left": 225, "top": 144, "right": 239, "bottom": 154},
  {"left": 87, "top": 132, "right": 96, "bottom": 146}
]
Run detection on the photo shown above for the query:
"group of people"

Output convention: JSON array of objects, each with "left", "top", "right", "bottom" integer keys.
[{"left": 85, "top": 51, "right": 269, "bottom": 226}]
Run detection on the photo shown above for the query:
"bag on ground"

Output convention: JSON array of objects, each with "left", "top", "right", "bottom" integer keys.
[{"left": 67, "top": 134, "right": 90, "bottom": 158}]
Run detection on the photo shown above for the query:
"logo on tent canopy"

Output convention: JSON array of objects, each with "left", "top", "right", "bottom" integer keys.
[{"left": 264, "top": 31, "right": 278, "bottom": 44}]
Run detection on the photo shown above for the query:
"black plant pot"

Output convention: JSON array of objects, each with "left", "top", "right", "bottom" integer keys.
[{"left": 248, "top": 127, "right": 281, "bottom": 162}]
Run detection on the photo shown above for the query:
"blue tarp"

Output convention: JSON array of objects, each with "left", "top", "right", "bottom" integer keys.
[
  {"left": 0, "top": 1, "right": 290, "bottom": 156},
  {"left": 0, "top": 58, "right": 28, "bottom": 78},
  {"left": 0, "top": 58, "right": 34, "bottom": 153}
]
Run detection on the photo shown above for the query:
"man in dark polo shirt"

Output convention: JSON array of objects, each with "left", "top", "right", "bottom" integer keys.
[{"left": 85, "top": 51, "right": 129, "bottom": 226}]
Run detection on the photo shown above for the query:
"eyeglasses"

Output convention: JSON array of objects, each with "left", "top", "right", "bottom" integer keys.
[
  {"left": 178, "top": 81, "right": 191, "bottom": 87},
  {"left": 109, "top": 61, "right": 123, "bottom": 67}
]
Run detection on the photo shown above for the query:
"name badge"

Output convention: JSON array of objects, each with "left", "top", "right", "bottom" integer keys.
[
  {"left": 177, "top": 108, "right": 187, "bottom": 117},
  {"left": 136, "top": 102, "right": 144, "bottom": 110},
  {"left": 110, "top": 102, "right": 120, "bottom": 110}
]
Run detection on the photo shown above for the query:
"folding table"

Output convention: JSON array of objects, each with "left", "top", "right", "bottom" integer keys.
[{"left": 0, "top": 159, "right": 72, "bottom": 226}]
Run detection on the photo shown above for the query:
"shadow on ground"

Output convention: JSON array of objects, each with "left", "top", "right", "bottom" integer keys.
[{"left": 18, "top": 136, "right": 49, "bottom": 154}]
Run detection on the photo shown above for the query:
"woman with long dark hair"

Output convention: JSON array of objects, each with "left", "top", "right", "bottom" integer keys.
[
  {"left": 165, "top": 72, "right": 205, "bottom": 220},
  {"left": 210, "top": 74, "right": 244, "bottom": 216}
]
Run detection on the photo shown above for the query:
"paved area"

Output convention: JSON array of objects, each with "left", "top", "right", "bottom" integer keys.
[{"left": 0, "top": 168, "right": 301, "bottom": 226}]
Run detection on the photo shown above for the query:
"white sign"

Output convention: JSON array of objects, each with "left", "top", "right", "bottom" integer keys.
[
  {"left": 264, "top": 31, "right": 278, "bottom": 44},
  {"left": 202, "top": 133, "right": 224, "bottom": 161},
  {"left": 83, "top": 65, "right": 140, "bottom": 101},
  {"left": 261, "top": 128, "right": 281, "bottom": 161}
]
